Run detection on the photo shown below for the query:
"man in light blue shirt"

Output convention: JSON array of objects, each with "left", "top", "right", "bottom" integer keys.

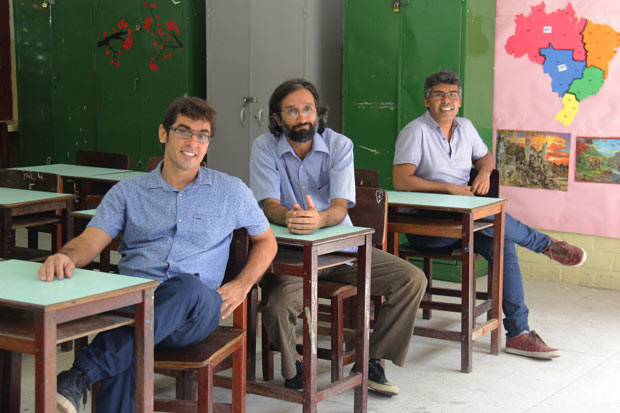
[
  {"left": 39, "top": 97, "right": 277, "bottom": 413},
  {"left": 250, "top": 78, "right": 426, "bottom": 396},
  {"left": 393, "top": 70, "right": 586, "bottom": 361}
]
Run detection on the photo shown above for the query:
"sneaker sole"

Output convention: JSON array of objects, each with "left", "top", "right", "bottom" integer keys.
[
  {"left": 505, "top": 347, "right": 560, "bottom": 359},
  {"left": 57, "top": 393, "right": 78, "bottom": 413},
  {"left": 368, "top": 380, "right": 400, "bottom": 396}
]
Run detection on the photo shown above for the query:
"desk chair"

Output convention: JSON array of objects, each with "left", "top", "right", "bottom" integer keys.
[
  {"left": 152, "top": 228, "right": 249, "bottom": 412},
  {"left": 86, "top": 229, "right": 249, "bottom": 412},
  {"left": 0, "top": 169, "right": 64, "bottom": 260},
  {"left": 397, "top": 169, "right": 500, "bottom": 371},
  {"left": 257, "top": 186, "right": 387, "bottom": 383},
  {"left": 76, "top": 150, "right": 131, "bottom": 209}
]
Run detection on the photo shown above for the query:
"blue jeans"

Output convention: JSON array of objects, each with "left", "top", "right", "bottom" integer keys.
[
  {"left": 74, "top": 273, "right": 222, "bottom": 413},
  {"left": 406, "top": 212, "right": 550, "bottom": 338}
]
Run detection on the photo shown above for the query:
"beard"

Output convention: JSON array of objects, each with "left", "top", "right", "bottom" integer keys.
[{"left": 281, "top": 120, "right": 318, "bottom": 143}]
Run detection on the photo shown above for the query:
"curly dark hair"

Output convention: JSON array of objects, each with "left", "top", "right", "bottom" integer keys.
[
  {"left": 162, "top": 96, "right": 216, "bottom": 137},
  {"left": 424, "top": 70, "right": 462, "bottom": 99},
  {"left": 268, "top": 79, "right": 328, "bottom": 136}
]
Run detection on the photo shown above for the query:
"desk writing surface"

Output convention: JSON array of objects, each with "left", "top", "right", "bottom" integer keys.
[
  {"left": 0, "top": 260, "right": 153, "bottom": 306},
  {"left": 83, "top": 171, "right": 146, "bottom": 182},
  {"left": 72, "top": 208, "right": 97, "bottom": 218},
  {"left": 12, "top": 164, "right": 129, "bottom": 178},
  {"left": 387, "top": 190, "right": 504, "bottom": 210},
  {"left": 270, "top": 223, "right": 370, "bottom": 241},
  {"left": 0, "top": 187, "right": 72, "bottom": 206}
]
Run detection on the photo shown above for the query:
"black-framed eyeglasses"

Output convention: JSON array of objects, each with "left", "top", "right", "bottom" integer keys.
[
  {"left": 281, "top": 105, "right": 316, "bottom": 119},
  {"left": 429, "top": 91, "right": 461, "bottom": 101},
  {"left": 168, "top": 126, "right": 212, "bottom": 144}
]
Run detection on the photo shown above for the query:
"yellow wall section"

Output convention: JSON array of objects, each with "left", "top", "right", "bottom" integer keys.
[{"left": 517, "top": 231, "right": 620, "bottom": 291}]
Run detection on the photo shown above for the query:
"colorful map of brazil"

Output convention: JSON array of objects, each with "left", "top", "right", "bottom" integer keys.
[{"left": 505, "top": 2, "right": 620, "bottom": 126}]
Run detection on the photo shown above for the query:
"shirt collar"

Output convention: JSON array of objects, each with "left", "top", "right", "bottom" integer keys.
[
  {"left": 275, "top": 132, "right": 330, "bottom": 159},
  {"left": 145, "top": 162, "right": 212, "bottom": 190},
  {"left": 423, "top": 110, "right": 462, "bottom": 134}
]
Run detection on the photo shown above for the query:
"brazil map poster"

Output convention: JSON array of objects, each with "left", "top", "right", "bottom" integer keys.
[{"left": 494, "top": 1, "right": 620, "bottom": 238}]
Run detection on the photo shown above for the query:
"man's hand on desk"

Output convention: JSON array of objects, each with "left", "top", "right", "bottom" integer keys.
[
  {"left": 285, "top": 194, "right": 323, "bottom": 234},
  {"left": 448, "top": 184, "right": 475, "bottom": 196},
  {"left": 38, "top": 253, "right": 75, "bottom": 282}
]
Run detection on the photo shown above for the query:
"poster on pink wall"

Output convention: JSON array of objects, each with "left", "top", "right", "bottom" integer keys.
[
  {"left": 494, "top": 0, "right": 620, "bottom": 238},
  {"left": 576, "top": 137, "right": 620, "bottom": 183}
]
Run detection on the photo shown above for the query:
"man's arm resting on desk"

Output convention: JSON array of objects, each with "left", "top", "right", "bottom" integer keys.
[
  {"left": 217, "top": 228, "right": 278, "bottom": 319},
  {"left": 262, "top": 195, "right": 348, "bottom": 234},
  {"left": 38, "top": 227, "right": 113, "bottom": 282},
  {"left": 393, "top": 163, "right": 474, "bottom": 196}
]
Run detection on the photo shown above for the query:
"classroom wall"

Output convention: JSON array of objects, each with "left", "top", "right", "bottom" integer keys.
[
  {"left": 496, "top": 1, "right": 620, "bottom": 291},
  {"left": 518, "top": 231, "right": 620, "bottom": 291}
]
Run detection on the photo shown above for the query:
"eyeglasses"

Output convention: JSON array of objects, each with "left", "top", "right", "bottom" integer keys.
[
  {"left": 281, "top": 105, "right": 316, "bottom": 119},
  {"left": 429, "top": 91, "right": 461, "bottom": 101},
  {"left": 168, "top": 126, "right": 212, "bottom": 144}
]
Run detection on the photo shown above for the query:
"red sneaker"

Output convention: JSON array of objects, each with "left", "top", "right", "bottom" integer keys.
[
  {"left": 505, "top": 331, "right": 560, "bottom": 359},
  {"left": 543, "top": 238, "right": 586, "bottom": 267}
]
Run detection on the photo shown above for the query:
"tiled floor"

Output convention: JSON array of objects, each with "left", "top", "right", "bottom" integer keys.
[{"left": 17, "top": 275, "right": 620, "bottom": 412}]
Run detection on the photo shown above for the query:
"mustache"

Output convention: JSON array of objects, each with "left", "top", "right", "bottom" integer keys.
[{"left": 293, "top": 123, "right": 313, "bottom": 130}]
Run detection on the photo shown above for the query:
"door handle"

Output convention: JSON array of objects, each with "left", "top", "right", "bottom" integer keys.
[
  {"left": 240, "top": 107, "right": 246, "bottom": 125},
  {"left": 256, "top": 108, "right": 264, "bottom": 126}
]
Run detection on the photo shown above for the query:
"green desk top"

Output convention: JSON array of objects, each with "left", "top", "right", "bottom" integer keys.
[
  {"left": 387, "top": 190, "right": 504, "bottom": 211},
  {"left": 0, "top": 187, "right": 72, "bottom": 207},
  {"left": 82, "top": 171, "right": 146, "bottom": 182},
  {"left": 270, "top": 223, "right": 370, "bottom": 242},
  {"left": 72, "top": 208, "right": 97, "bottom": 218},
  {"left": 12, "top": 164, "right": 131, "bottom": 178},
  {"left": 0, "top": 260, "right": 154, "bottom": 307}
]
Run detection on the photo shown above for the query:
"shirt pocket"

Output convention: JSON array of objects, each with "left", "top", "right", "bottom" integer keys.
[{"left": 188, "top": 213, "right": 227, "bottom": 249}]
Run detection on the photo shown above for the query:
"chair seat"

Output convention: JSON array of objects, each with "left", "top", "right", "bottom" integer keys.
[{"left": 155, "top": 326, "right": 245, "bottom": 370}]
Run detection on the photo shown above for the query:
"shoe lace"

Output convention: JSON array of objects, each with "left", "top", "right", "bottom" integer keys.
[
  {"left": 527, "top": 330, "right": 548, "bottom": 347},
  {"left": 547, "top": 241, "right": 570, "bottom": 259}
]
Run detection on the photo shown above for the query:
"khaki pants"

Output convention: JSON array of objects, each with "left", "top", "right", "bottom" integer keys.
[{"left": 260, "top": 247, "right": 427, "bottom": 379}]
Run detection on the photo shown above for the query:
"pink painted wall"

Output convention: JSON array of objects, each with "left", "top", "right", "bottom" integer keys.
[{"left": 494, "top": 0, "right": 620, "bottom": 238}]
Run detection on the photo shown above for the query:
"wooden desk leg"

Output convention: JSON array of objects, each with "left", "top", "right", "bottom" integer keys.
[
  {"left": 134, "top": 288, "right": 155, "bottom": 413},
  {"left": 460, "top": 213, "right": 474, "bottom": 374},
  {"left": 0, "top": 350, "right": 21, "bottom": 413},
  {"left": 491, "top": 207, "right": 506, "bottom": 355},
  {"left": 354, "top": 234, "right": 371, "bottom": 413},
  {"left": 301, "top": 246, "right": 318, "bottom": 413},
  {"left": 246, "top": 285, "right": 258, "bottom": 382},
  {"left": 0, "top": 209, "right": 13, "bottom": 260},
  {"left": 34, "top": 312, "right": 57, "bottom": 412},
  {"left": 62, "top": 199, "right": 74, "bottom": 245}
]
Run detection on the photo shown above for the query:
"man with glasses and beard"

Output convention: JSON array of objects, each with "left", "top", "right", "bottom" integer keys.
[{"left": 249, "top": 78, "right": 426, "bottom": 396}]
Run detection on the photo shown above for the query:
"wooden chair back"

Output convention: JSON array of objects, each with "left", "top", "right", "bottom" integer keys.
[
  {"left": 76, "top": 150, "right": 131, "bottom": 170},
  {"left": 146, "top": 156, "right": 163, "bottom": 172},
  {"left": 348, "top": 186, "right": 388, "bottom": 250},
  {"left": 0, "top": 169, "right": 62, "bottom": 192},
  {"left": 468, "top": 169, "right": 500, "bottom": 198},
  {"left": 354, "top": 168, "right": 379, "bottom": 188},
  {"left": 223, "top": 228, "right": 250, "bottom": 329}
]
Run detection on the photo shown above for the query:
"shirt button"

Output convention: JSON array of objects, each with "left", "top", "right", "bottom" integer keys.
[
  {"left": 178, "top": 219, "right": 182, "bottom": 223},
  {"left": 302, "top": 185, "right": 306, "bottom": 189},
  {"left": 179, "top": 193, "right": 183, "bottom": 197},
  {"left": 300, "top": 165, "right": 303, "bottom": 169},
  {"left": 175, "top": 241, "right": 179, "bottom": 245}
]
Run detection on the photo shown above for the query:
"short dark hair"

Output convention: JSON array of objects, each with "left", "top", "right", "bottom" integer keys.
[
  {"left": 162, "top": 96, "right": 217, "bottom": 136},
  {"left": 268, "top": 78, "right": 328, "bottom": 136},
  {"left": 424, "top": 70, "right": 462, "bottom": 99}
]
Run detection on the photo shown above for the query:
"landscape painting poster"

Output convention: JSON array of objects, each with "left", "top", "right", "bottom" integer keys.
[
  {"left": 576, "top": 137, "right": 620, "bottom": 184},
  {"left": 496, "top": 129, "right": 570, "bottom": 191}
]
